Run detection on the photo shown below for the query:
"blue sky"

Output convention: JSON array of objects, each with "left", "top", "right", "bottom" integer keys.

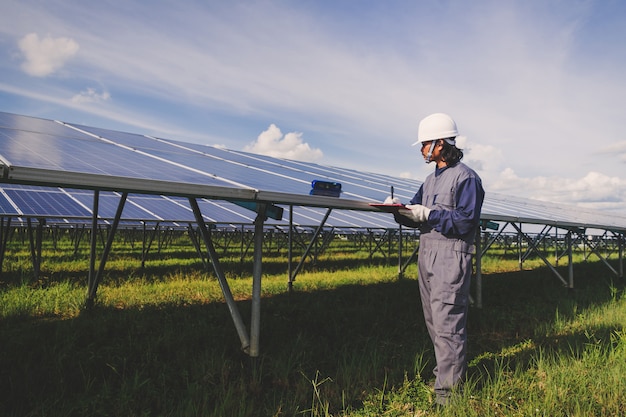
[{"left": 1, "top": 0, "right": 625, "bottom": 214}]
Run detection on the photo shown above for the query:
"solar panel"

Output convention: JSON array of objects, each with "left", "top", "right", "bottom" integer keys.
[
  {"left": 2, "top": 186, "right": 89, "bottom": 217},
  {"left": 54, "top": 120, "right": 410, "bottom": 202},
  {"left": 0, "top": 112, "right": 95, "bottom": 140},
  {"left": 1, "top": 111, "right": 625, "bottom": 232},
  {"left": 0, "top": 190, "right": 19, "bottom": 215}
]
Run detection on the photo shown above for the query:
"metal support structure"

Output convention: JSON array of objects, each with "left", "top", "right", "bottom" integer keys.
[
  {"left": 72, "top": 224, "right": 87, "bottom": 255},
  {"left": 511, "top": 222, "right": 569, "bottom": 287},
  {"left": 86, "top": 192, "right": 128, "bottom": 307},
  {"left": 554, "top": 228, "right": 559, "bottom": 267},
  {"left": 319, "top": 227, "right": 337, "bottom": 257},
  {"left": 572, "top": 229, "right": 620, "bottom": 279},
  {"left": 240, "top": 224, "right": 246, "bottom": 260},
  {"left": 188, "top": 197, "right": 251, "bottom": 354},
  {"left": 288, "top": 206, "right": 294, "bottom": 289},
  {"left": 475, "top": 227, "right": 483, "bottom": 308},
  {"left": 86, "top": 190, "right": 100, "bottom": 305},
  {"left": 521, "top": 224, "right": 551, "bottom": 263},
  {"left": 187, "top": 223, "right": 209, "bottom": 271},
  {"left": 366, "top": 228, "right": 394, "bottom": 261},
  {"left": 26, "top": 217, "right": 44, "bottom": 280},
  {"left": 238, "top": 227, "right": 255, "bottom": 262},
  {"left": 249, "top": 204, "right": 267, "bottom": 357},
  {"left": 397, "top": 224, "right": 403, "bottom": 278},
  {"left": 140, "top": 221, "right": 161, "bottom": 269},
  {"left": 0, "top": 217, "right": 12, "bottom": 276},
  {"left": 566, "top": 231, "right": 574, "bottom": 288},
  {"left": 399, "top": 241, "right": 419, "bottom": 277},
  {"left": 616, "top": 233, "right": 624, "bottom": 278},
  {"left": 517, "top": 223, "right": 523, "bottom": 271},
  {"left": 288, "top": 208, "right": 333, "bottom": 288},
  {"left": 481, "top": 221, "right": 508, "bottom": 254}
]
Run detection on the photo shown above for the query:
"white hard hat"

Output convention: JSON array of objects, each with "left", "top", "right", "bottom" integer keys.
[{"left": 412, "top": 113, "right": 459, "bottom": 146}]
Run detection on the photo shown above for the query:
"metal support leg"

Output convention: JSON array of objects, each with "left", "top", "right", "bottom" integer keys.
[
  {"left": 86, "top": 192, "right": 127, "bottom": 307},
  {"left": 187, "top": 223, "right": 209, "bottom": 270},
  {"left": 475, "top": 227, "right": 483, "bottom": 308},
  {"left": 249, "top": 204, "right": 267, "bottom": 357},
  {"left": 517, "top": 223, "right": 523, "bottom": 271},
  {"left": 140, "top": 221, "right": 160, "bottom": 269},
  {"left": 189, "top": 198, "right": 251, "bottom": 354},
  {"left": 289, "top": 208, "right": 332, "bottom": 285},
  {"left": 619, "top": 233, "right": 624, "bottom": 279},
  {"left": 567, "top": 231, "right": 574, "bottom": 289},
  {"left": 27, "top": 218, "right": 43, "bottom": 280},
  {"left": 0, "top": 217, "right": 12, "bottom": 276},
  {"left": 288, "top": 206, "right": 294, "bottom": 291},
  {"left": 397, "top": 224, "right": 403, "bottom": 279},
  {"left": 400, "top": 242, "right": 419, "bottom": 277},
  {"left": 86, "top": 190, "right": 100, "bottom": 306}
]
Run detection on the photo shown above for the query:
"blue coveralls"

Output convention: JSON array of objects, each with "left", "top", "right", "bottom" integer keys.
[{"left": 409, "top": 161, "right": 484, "bottom": 404}]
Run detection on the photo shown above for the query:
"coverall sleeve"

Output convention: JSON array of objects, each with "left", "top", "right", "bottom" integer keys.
[
  {"left": 426, "top": 177, "right": 483, "bottom": 237},
  {"left": 409, "top": 186, "right": 424, "bottom": 205}
]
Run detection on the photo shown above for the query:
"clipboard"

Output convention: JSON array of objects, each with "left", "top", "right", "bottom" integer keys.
[{"left": 368, "top": 203, "right": 406, "bottom": 213}]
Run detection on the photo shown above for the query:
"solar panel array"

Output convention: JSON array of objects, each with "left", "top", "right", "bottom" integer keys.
[
  {"left": 1, "top": 111, "right": 625, "bottom": 233},
  {"left": 0, "top": 184, "right": 403, "bottom": 231}
]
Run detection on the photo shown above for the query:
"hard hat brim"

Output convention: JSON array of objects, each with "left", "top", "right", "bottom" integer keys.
[{"left": 411, "top": 137, "right": 457, "bottom": 147}]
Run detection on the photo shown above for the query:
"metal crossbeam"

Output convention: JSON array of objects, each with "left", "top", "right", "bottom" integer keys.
[{"left": 511, "top": 223, "right": 570, "bottom": 287}]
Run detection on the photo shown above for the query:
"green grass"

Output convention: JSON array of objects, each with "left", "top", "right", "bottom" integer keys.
[{"left": 0, "top": 231, "right": 624, "bottom": 416}]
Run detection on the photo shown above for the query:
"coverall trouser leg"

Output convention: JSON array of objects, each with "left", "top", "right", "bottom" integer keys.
[{"left": 418, "top": 239, "right": 472, "bottom": 405}]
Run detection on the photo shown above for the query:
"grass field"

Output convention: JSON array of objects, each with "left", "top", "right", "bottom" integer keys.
[{"left": 0, "top": 230, "right": 624, "bottom": 416}]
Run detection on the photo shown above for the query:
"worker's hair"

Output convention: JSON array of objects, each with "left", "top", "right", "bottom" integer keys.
[{"left": 440, "top": 138, "right": 463, "bottom": 165}]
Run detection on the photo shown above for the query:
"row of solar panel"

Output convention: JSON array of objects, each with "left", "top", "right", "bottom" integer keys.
[
  {"left": 0, "top": 183, "right": 400, "bottom": 230},
  {"left": 1, "top": 111, "right": 625, "bottom": 232},
  {"left": 0, "top": 112, "right": 417, "bottom": 200}
]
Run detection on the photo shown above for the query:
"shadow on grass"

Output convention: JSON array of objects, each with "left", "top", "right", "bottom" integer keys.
[
  {"left": 467, "top": 260, "right": 624, "bottom": 391},
  {"left": 0, "top": 254, "right": 397, "bottom": 289},
  {"left": 0, "top": 260, "right": 623, "bottom": 416}
]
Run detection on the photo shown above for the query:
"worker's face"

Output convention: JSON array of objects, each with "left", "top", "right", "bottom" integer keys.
[{"left": 420, "top": 140, "right": 443, "bottom": 163}]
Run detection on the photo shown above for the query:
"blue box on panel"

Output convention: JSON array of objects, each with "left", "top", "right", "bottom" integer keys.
[{"left": 310, "top": 180, "right": 341, "bottom": 197}]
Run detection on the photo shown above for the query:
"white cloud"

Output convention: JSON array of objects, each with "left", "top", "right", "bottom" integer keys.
[
  {"left": 244, "top": 124, "right": 323, "bottom": 162},
  {"left": 599, "top": 141, "right": 626, "bottom": 165},
  {"left": 463, "top": 143, "right": 504, "bottom": 174},
  {"left": 71, "top": 87, "right": 110, "bottom": 104},
  {"left": 484, "top": 167, "right": 626, "bottom": 213},
  {"left": 18, "top": 33, "right": 79, "bottom": 77}
]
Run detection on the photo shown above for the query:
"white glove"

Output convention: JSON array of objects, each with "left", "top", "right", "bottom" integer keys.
[
  {"left": 398, "top": 204, "right": 431, "bottom": 223},
  {"left": 383, "top": 196, "right": 401, "bottom": 205}
]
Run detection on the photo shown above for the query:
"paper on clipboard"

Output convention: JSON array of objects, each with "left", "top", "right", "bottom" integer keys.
[{"left": 368, "top": 203, "right": 406, "bottom": 213}]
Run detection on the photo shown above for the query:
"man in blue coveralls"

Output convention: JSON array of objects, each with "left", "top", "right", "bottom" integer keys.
[{"left": 389, "top": 113, "right": 484, "bottom": 406}]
